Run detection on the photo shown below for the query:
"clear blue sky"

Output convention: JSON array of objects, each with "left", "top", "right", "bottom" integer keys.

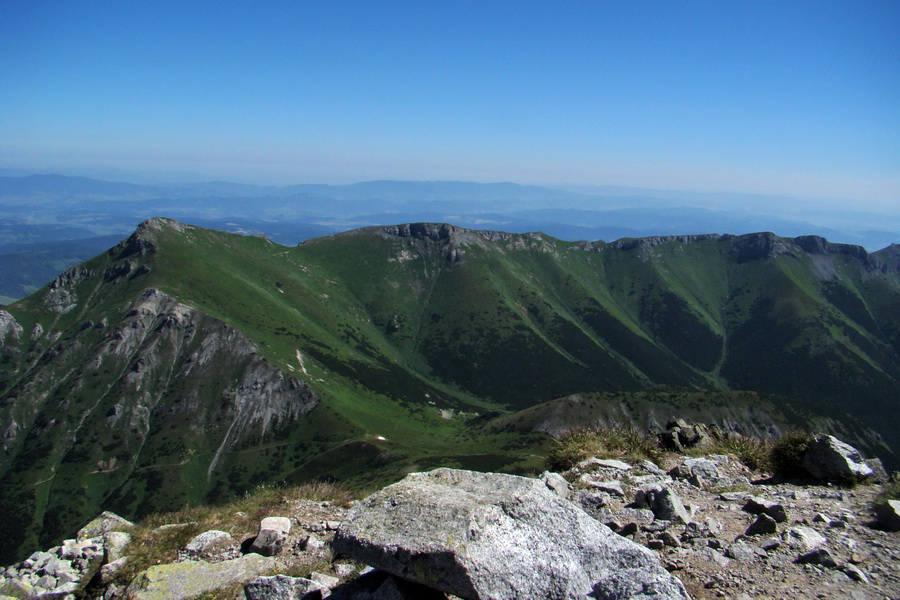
[{"left": 1, "top": 1, "right": 898, "bottom": 207}]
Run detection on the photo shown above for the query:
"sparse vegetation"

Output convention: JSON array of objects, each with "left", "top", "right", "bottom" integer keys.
[
  {"left": 769, "top": 430, "right": 812, "bottom": 477},
  {"left": 109, "top": 482, "right": 359, "bottom": 590},
  {"left": 706, "top": 434, "right": 772, "bottom": 472},
  {"left": 877, "top": 473, "right": 900, "bottom": 503},
  {"left": 546, "top": 426, "right": 661, "bottom": 471}
]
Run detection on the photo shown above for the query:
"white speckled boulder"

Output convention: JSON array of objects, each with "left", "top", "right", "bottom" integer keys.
[{"left": 331, "top": 468, "right": 689, "bottom": 600}]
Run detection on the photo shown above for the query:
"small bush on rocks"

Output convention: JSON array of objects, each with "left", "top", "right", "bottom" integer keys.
[
  {"left": 546, "top": 426, "right": 661, "bottom": 471},
  {"left": 108, "top": 481, "right": 359, "bottom": 589},
  {"left": 547, "top": 429, "right": 606, "bottom": 471},
  {"left": 769, "top": 430, "right": 812, "bottom": 478},
  {"left": 708, "top": 434, "right": 772, "bottom": 472}
]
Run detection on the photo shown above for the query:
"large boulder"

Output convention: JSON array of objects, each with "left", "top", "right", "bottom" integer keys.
[
  {"left": 250, "top": 516, "right": 292, "bottom": 556},
  {"left": 125, "top": 553, "right": 274, "bottom": 600},
  {"left": 802, "top": 435, "right": 874, "bottom": 481},
  {"left": 876, "top": 499, "right": 900, "bottom": 531},
  {"left": 331, "top": 468, "right": 689, "bottom": 600}
]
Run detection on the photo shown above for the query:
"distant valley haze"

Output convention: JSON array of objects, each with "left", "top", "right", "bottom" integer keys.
[
  {"left": 1, "top": 2, "right": 896, "bottom": 208},
  {"left": 0, "top": 172, "right": 897, "bottom": 304}
]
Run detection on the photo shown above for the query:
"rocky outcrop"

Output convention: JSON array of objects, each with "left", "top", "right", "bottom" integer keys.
[
  {"left": 3, "top": 454, "right": 900, "bottom": 600},
  {"left": 332, "top": 468, "right": 689, "bottom": 600},
  {"left": 0, "top": 311, "right": 22, "bottom": 344},
  {"left": 607, "top": 234, "right": 724, "bottom": 252},
  {"left": 729, "top": 232, "right": 798, "bottom": 263},
  {"left": 0, "top": 284, "right": 320, "bottom": 563},
  {"left": 0, "top": 512, "right": 132, "bottom": 598},
  {"left": 658, "top": 420, "right": 718, "bottom": 452}
]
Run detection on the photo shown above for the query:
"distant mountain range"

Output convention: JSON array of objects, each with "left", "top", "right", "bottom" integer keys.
[
  {"left": 0, "top": 174, "right": 897, "bottom": 301},
  {"left": 0, "top": 218, "right": 898, "bottom": 562}
]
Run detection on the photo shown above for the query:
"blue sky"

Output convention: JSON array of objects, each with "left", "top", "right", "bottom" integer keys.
[{"left": 1, "top": 1, "right": 898, "bottom": 208}]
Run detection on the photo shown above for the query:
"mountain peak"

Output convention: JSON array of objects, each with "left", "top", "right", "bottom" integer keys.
[{"left": 136, "top": 216, "right": 190, "bottom": 234}]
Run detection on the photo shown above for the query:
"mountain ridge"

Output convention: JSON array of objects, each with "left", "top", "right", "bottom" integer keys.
[{"left": 1, "top": 217, "right": 899, "bottom": 562}]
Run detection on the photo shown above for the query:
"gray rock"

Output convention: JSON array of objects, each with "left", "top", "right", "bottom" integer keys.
[
  {"left": 250, "top": 517, "right": 292, "bottom": 557},
  {"left": 842, "top": 564, "right": 869, "bottom": 583},
  {"left": 671, "top": 458, "right": 720, "bottom": 481},
  {"left": 309, "top": 572, "right": 340, "bottom": 589},
  {"left": 184, "top": 530, "right": 234, "bottom": 555},
  {"left": 28, "top": 551, "right": 54, "bottom": 569},
  {"left": 582, "top": 457, "right": 633, "bottom": 471},
  {"left": 331, "top": 468, "right": 689, "bottom": 600},
  {"left": 616, "top": 508, "right": 655, "bottom": 527},
  {"left": 34, "top": 574, "right": 57, "bottom": 589},
  {"left": 745, "top": 513, "right": 778, "bottom": 536},
  {"left": 695, "top": 547, "right": 730, "bottom": 567},
  {"left": 639, "top": 460, "right": 667, "bottom": 477},
  {"left": 41, "top": 557, "right": 72, "bottom": 577},
  {"left": 56, "top": 568, "right": 79, "bottom": 584},
  {"left": 681, "top": 521, "right": 704, "bottom": 540},
  {"left": 99, "top": 557, "right": 128, "bottom": 584},
  {"left": 641, "top": 520, "right": 672, "bottom": 533},
  {"left": 634, "top": 485, "right": 691, "bottom": 523},
  {"left": 796, "top": 548, "right": 838, "bottom": 569},
  {"left": 333, "top": 563, "right": 357, "bottom": 578},
  {"left": 784, "top": 526, "right": 827, "bottom": 550},
  {"left": 743, "top": 496, "right": 787, "bottom": 523},
  {"left": 865, "top": 458, "right": 889, "bottom": 483},
  {"left": 802, "top": 435, "right": 874, "bottom": 481},
  {"left": 705, "top": 518, "right": 723, "bottom": 537},
  {"left": 580, "top": 477, "right": 625, "bottom": 497},
  {"left": 760, "top": 537, "right": 781, "bottom": 551},
  {"left": 539, "top": 471, "right": 571, "bottom": 499},
  {"left": 125, "top": 553, "right": 274, "bottom": 600},
  {"left": 104, "top": 530, "right": 132, "bottom": 563},
  {"left": 77, "top": 511, "right": 133, "bottom": 540},
  {"left": 574, "top": 490, "right": 612, "bottom": 519},
  {"left": 725, "top": 541, "right": 757, "bottom": 562},
  {"left": 876, "top": 499, "right": 900, "bottom": 531},
  {"left": 244, "top": 574, "right": 331, "bottom": 599},
  {"left": 719, "top": 492, "right": 750, "bottom": 503}
]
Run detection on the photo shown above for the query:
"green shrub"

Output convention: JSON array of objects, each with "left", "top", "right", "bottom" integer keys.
[
  {"left": 709, "top": 434, "right": 772, "bottom": 472},
  {"left": 547, "top": 428, "right": 606, "bottom": 472},
  {"left": 604, "top": 426, "right": 663, "bottom": 463},
  {"left": 769, "top": 430, "right": 812, "bottom": 477}
]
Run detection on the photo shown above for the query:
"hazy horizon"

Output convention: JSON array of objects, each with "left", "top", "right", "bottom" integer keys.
[{"left": 2, "top": 2, "right": 897, "bottom": 212}]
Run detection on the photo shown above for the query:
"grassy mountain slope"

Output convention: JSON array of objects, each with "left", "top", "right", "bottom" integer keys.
[{"left": 0, "top": 219, "right": 898, "bottom": 563}]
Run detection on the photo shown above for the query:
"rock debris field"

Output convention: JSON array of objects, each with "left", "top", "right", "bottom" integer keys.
[{"left": 1, "top": 436, "right": 899, "bottom": 600}]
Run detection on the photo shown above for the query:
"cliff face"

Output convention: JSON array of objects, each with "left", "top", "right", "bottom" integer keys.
[{"left": 0, "top": 225, "right": 318, "bottom": 561}]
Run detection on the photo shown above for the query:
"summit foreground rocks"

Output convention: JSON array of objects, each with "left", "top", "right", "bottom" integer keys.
[{"left": 331, "top": 468, "right": 689, "bottom": 600}]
